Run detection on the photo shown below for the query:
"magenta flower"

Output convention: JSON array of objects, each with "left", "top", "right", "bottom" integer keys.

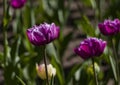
[
  {"left": 10, "top": 0, "right": 26, "bottom": 9},
  {"left": 74, "top": 38, "right": 106, "bottom": 60},
  {"left": 26, "top": 23, "right": 60, "bottom": 46},
  {"left": 98, "top": 19, "right": 120, "bottom": 36}
]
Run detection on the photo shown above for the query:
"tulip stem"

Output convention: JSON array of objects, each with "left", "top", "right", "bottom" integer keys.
[
  {"left": 43, "top": 46, "right": 49, "bottom": 85},
  {"left": 3, "top": 0, "right": 8, "bottom": 67},
  {"left": 92, "top": 58, "right": 98, "bottom": 85}
]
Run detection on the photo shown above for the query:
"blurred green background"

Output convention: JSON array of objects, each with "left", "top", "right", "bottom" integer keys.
[{"left": 0, "top": 0, "right": 120, "bottom": 85}]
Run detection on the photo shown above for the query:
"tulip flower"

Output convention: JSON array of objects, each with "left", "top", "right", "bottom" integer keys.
[
  {"left": 36, "top": 64, "right": 56, "bottom": 80},
  {"left": 10, "top": 0, "right": 26, "bottom": 9},
  {"left": 26, "top": 23, "right": 60, "bottom": 46},
  {"left": 74, "top": 37, "right": 106, "bottom": 60},
  {"left": 98, "top": 19, "right": 120, "bottom": 36}
]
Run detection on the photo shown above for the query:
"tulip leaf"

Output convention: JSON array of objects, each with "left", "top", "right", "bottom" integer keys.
[
  {"left": 58, "top": 10, "right": 64, "bottom": 25},
  {"left": 46, "top": 43, "right": 65, "bottom": 85},
  {"left": 59, "top": 32, "right": 73, "bottom": 57},
  {"left": 75, "top": 15, "right": 96, "bottom": 37},
  {"left": 46, "top": 43, "right": 60, "bottom": 64},
  {"left": 23, "top": 6, "right": 31, "bottom": 27},
  {"left": 51, "top": 57, "right": 65, "bottom": 85},
  {"left": 66, "top": 64, "right": 82, "bottom": 84},
  {"left": 109, "top": 55, "right": 118, "bottom": 81},
  {"left": 104, "top": 0, "right": 120, "bottom": 18},
  {"left": 11, "top": 35, "right": 21, "bottom": 62},
  {"left": 114, "top": 34, "right": 120, "bottom": 53},
  {"left": 90, "top": 0, "right": 96, "bottom": 9},
  {"left": 16, "top": 75, "right": 26, "bottom": 85},
  {"left": 0, "top": 52, "right": 3, "bottom": 62},
  {"left": 81, "top": 0, "right": 94, "bottom": 7},
  {"left": 50, "top": 75, "right": 54, "bottom": 85}
]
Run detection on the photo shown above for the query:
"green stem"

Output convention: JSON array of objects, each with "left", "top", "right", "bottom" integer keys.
[
  {"left": 111, "top": 39, "right": 120, "bottom": 84},
  {"left": 43, "top": 46, "right": 49, "bottom": 85},
  {"left": 3, "top": 0, "right": 8, "bottom": 67},
  {"left": 3, "top": 26, "right": 8, "bottom": 66},
  {"left": 3, "top": 0, "right": 7, "bottom": 16},
  {"left": 92, "top": 58, "right": 98, "bottom": 85}
]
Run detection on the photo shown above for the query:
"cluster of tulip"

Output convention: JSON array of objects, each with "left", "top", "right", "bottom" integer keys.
[{"left": 8, "top": 0, "right": 120, "bottom": 85}]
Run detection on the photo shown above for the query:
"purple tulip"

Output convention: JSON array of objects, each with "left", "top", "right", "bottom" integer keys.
[
  {"left": 98, "top": 19, "right": 120, "bottom": 36},
  {"left": 74, "top": 38, "right": 106, "bottom": 60},
  {"left": 26, "top": 23, "right": 60, "bottom": 46},
  {"left": 10, "top": 0, "right": 26, "bottom": 9}
]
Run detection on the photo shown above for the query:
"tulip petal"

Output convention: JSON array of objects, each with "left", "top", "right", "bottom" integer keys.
[
  {"left": 98, "top": 19, "right": 120, "bottom": 36},
  {"left": 74, "top": 38, "right": 106, "bottom": 60},
  {"left": 26, "top": 23, "right": 60, "bottom": 46}
]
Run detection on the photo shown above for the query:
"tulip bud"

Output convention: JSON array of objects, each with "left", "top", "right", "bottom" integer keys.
[
  {"left": 36, "top": 64, "right": 56, "bottom": 80},
  {"left": 10, "top": 0, "right": 26, "bottom": 9}
]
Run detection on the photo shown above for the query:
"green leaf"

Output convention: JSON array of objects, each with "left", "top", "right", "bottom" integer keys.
[
  {"left": 11, "top": 35, "right": 21, "bottom": 62},
  {"left": 47, "top": 43, "right": 60, "bottom": 64},
  {"left": 51, "top": 57, "right": 65, "bottom": 85},
  {"left": 46, "top": 43, "right": 65, "bottom": 85},
  {"left": 59, "top": 32, "right": 73, "bottom": 57},
  {"left": 109, "top": 55, "right": 118, "bottom": 81},
  {"left": 90, "top": 0, "right": 96, "bottom": 9},
  {"left": 50, "top": 75, "right": 54, "bottom": 85},
  {"left": 104, "top": 0, "right": 120, "bottom": 18},
  {"left": 66, "top": 64, "right": 82, "bottom": 84},
  {"left": 81, "top": 0, "right": 94, "bottom": 7},
  {"left": 0, "top": 52, "right": 3, "bottom": 62},
  {"left": 114, "top": 34, "right": 120, "bottom": 53},
  {"left": 75, "top": 15, "right": 96, "bottom": 37},
  {"left": 23, "top": 5, "right": 32, "bottom": 28},
  {"left": 58, "top": 10, "right": 65, "bottom": 25},
  {"left": 16, "top": 75, "right": 26, "bottom": 85}
]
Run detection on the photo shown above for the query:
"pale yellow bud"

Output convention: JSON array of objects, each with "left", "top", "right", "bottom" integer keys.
[{"left": 36, "top": 64, "right": 56, "bottom": 80}]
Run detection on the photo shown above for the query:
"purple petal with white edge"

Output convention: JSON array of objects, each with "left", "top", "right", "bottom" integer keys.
[{"left": 26, "top": 23, "right": 60, "bottom": 46}]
